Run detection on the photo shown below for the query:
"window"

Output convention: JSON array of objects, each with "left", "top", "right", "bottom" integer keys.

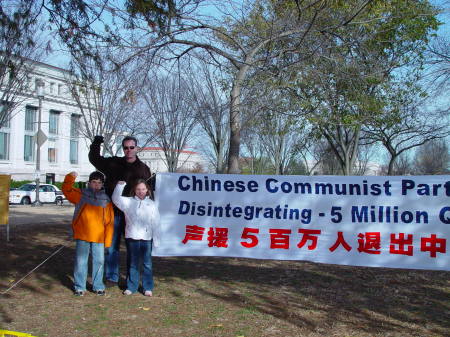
[
  {"left": 58, "top": 84, "right": 63, "bottom": 95},
  {"left": 49, "top": 110, "right": 59, "bottom": 135},
  {"left": 24, "top": 105, "right": 37, "bottom": 162},
  {"left": 42, "top": 185, "right": 55, "bottom": 192},
  {"left": 0, "top": 132, "right": 9, "bottom": 160},
  {"left": 70, "top": 114, "right": 80, "bottom": 137},
  {"left": 48, "top": 147, "right": 57, "bottom": 163},
  {"left": 35, "top": 79, "right": 41, "bottom": 92},
  {"left": 70, "top": 140, "right": 78, "bottom": 164},
  {"left": 25, "top": 106, "right": 37, "bottom": 132},
  {"left": 70, "top": 114, "right": 80, "bottom": 164},
  {"left": 24, "top": 135, "right": 35, "bottom": 161},
  {"left": 50, "top": 82, "right": 55, "bottom": 94},
  {"left": 1, "top": 101, "right": 11, "bottom": 128}
]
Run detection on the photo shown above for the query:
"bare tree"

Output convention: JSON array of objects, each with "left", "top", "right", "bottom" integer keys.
[
  {"left": 353, "top": 144, "right": 378, "bottom": 175},
  {"left": 65, "top": 53, "right": 144, "bottom": 156},
  {"left": 426, "top": 0, "right": 450, "bottom": 93},
  {"left": 414, "top": 139, "right": 450, "bottom": 175},
  {"left": 310, "top": 139, "right": 342, "bottom": 175},
  {"left": 186, "top": 62, "right": 229, "bottom": 173},
  {"left": 379, "top": 152, "right": 413, "bottom": 176},
  {"left": 427, "top": 36, "right": 450, "bottom": 92},
  {"left": 0, "top": 2, "right": 43, "bottom": 128},
  {"left": 141, "top": 73, "right": 197, "bottom": 172},
  {"left": 241, "top": 123, "right": 271, "bottom": 175},
  {"left": 258, "top": 112, "right": 305, "bottom": 175},
  {"left": 94, "top": 0, "right": 375, "bottom": 173}
]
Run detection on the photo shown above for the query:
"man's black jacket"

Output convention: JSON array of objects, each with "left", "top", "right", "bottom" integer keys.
[{"left": 89, "top": 143, "right": 152, "bottom": 198}]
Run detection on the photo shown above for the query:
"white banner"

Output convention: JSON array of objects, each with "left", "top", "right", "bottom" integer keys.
[{"left": 154, "top": 173, "right": 450, "bottom": 271}]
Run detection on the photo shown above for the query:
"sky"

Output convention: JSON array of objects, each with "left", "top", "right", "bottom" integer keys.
[{"left": 434, "top": 0, "right": 450, "bottom": 35}]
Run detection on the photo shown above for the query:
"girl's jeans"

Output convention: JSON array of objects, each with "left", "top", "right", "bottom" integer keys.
[{"left": 125, "top": 238, "right": 153, "bottom": 293}]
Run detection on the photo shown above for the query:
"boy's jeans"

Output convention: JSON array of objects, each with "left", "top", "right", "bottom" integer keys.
[
  {"left": 105, "top": 211, "right": 125, "bottom": 282},
  {"left": 74, "top": 240, "right": 105, "bottom": 292},
  {"left": 125, "top": 238, "right": 153, "bottom": 293}
]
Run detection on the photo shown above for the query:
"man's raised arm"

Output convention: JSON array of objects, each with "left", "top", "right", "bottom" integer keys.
[{"left": 88, "top": 135, "right": 109, "bottom": 171}]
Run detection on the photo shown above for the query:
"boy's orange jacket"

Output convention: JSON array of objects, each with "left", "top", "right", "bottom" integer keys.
[{"left": 62, "top": 174, "right": 114, "bottom": 247}]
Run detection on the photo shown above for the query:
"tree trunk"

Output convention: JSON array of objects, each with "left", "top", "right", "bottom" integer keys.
[
  {"left": 387, "top": 156, "right": 396, "bottom": 175},
  {"left": 227, "top": 69, "right": 246, "bottom": 174}
]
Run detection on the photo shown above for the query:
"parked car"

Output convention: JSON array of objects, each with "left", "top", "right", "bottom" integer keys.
[{"left": 9, "top": 183, "right": 66, "bottom": 205}]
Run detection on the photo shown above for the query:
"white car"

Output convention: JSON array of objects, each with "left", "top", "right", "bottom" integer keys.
[{"left": 9, "top": 183, "right": 66, "bottom": 205}]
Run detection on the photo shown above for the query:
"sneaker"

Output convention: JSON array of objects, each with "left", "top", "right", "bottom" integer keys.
[
  {"left": 74, "top": 290, "right": 84, "bottom": 296},
  {"left": 144, "top": 290, "right": 153, "bottom": 297},
  {"left": 123, "top": 289, "right": 133, "bottom": 295},
  {"left": 95, "top": 290, "right": 105, "bottom": 296}
]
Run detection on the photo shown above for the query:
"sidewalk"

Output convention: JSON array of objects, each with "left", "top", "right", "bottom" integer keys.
[{"left": 7, "top": 204, "right": 74, "bottom": 226}]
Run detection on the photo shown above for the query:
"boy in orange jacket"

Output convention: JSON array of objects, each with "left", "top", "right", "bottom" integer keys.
[{"left": 62, "top": 171, "right": 114, "bottom": 296}]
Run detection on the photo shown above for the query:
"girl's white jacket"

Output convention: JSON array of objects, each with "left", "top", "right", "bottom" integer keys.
[{"left": 112, "top": 183, "right": 161, "bottom": 247}]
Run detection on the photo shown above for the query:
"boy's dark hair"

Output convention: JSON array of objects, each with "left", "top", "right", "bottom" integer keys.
[
  {"left": 122, "top": 136, "right": 138, "bottom": 147},
  {"left": 89, "top": 171, "right": 105, "bottom": 183}
]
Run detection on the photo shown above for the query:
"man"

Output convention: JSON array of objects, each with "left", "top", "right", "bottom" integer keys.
[{"left": 89, "top": 135, "right": 151, "bottom": 287}]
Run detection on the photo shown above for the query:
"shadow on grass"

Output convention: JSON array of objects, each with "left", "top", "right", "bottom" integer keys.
[
  {"left": 154, "top": 256, "right": 449, "bottom": 336},
  {"left": 1, "top": 224, "right": 449, "bottom": 336}
]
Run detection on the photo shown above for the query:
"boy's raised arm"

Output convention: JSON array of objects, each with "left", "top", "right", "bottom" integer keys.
[{"left": 62, "top": 172, "right": 82, "bottom": 204}]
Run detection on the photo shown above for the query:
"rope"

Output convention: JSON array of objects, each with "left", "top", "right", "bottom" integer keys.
[{"left": 1, "top": 245, "right": 66, "bottom": 295}]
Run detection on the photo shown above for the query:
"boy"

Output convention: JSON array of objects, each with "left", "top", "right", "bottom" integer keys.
[{"left": 62, "top": 171, "right": 114, "bottom": 296}]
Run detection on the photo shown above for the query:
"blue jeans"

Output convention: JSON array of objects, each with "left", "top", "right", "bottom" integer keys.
[
  {"left": 105, "top": 211, "right": 125, "bottom": 282},
  {"left": 125, "top": 239, "right": 153, "bottom": 293},
  {"left": 74, "top": 240, "right": 105, "bottom": 292}
]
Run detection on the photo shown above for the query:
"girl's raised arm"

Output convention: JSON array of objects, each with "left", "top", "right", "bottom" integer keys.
[{"left": 112, "top": 181, "right": 131, "bottom": 211}]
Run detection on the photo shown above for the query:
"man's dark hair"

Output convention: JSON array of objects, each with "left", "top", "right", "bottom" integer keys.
[
  {"left": 122, "top": 136, "right": 138, "bottom": 147},
  {"left": 89, "top": 171, "right": 105, "bottom": 183}
]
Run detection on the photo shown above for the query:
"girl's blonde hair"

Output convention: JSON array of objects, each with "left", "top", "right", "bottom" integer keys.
[{"left": 130, "top": 179, "right": 153, "bottom": 199}]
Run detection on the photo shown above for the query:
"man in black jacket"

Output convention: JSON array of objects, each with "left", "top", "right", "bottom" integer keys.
[{"left": 89, "top": 135, "right": 152, "bottom": 287}]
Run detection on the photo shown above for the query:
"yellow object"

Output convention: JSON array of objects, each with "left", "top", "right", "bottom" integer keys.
[
  {"left": 0, "top": 175, "right": 11, "bottom": 225},
  {"left": 0, "top": 330, "right": 36, "bottom": 337}
]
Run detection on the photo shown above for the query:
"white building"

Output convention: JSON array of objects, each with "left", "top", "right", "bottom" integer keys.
[
  {"left": 138, "top": 147, "right": 208, "bottom": 173},
  {"left": 306, "top": 159, "right": 381, "bottom": 176},
  {"left": 0, "top": 60, "right": 94, "bottom": 183}
]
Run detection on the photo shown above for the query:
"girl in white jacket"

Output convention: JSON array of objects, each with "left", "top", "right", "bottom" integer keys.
[{"left": 112, "top": 179, "right": 160, "bottom": 296}]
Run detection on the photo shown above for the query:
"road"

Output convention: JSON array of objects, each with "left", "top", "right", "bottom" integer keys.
[{"left": 7, "top": 204, "right": 75, "bottom": 226}]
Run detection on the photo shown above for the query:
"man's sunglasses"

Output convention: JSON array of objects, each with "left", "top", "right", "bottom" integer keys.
[{"left": 123, "top": 146, "right": 135, "bottom": 150}]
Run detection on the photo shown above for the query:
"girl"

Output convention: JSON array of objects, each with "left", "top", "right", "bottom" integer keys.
[{"left": 112, "top": 179, "right": 160, "bottom": 296}]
